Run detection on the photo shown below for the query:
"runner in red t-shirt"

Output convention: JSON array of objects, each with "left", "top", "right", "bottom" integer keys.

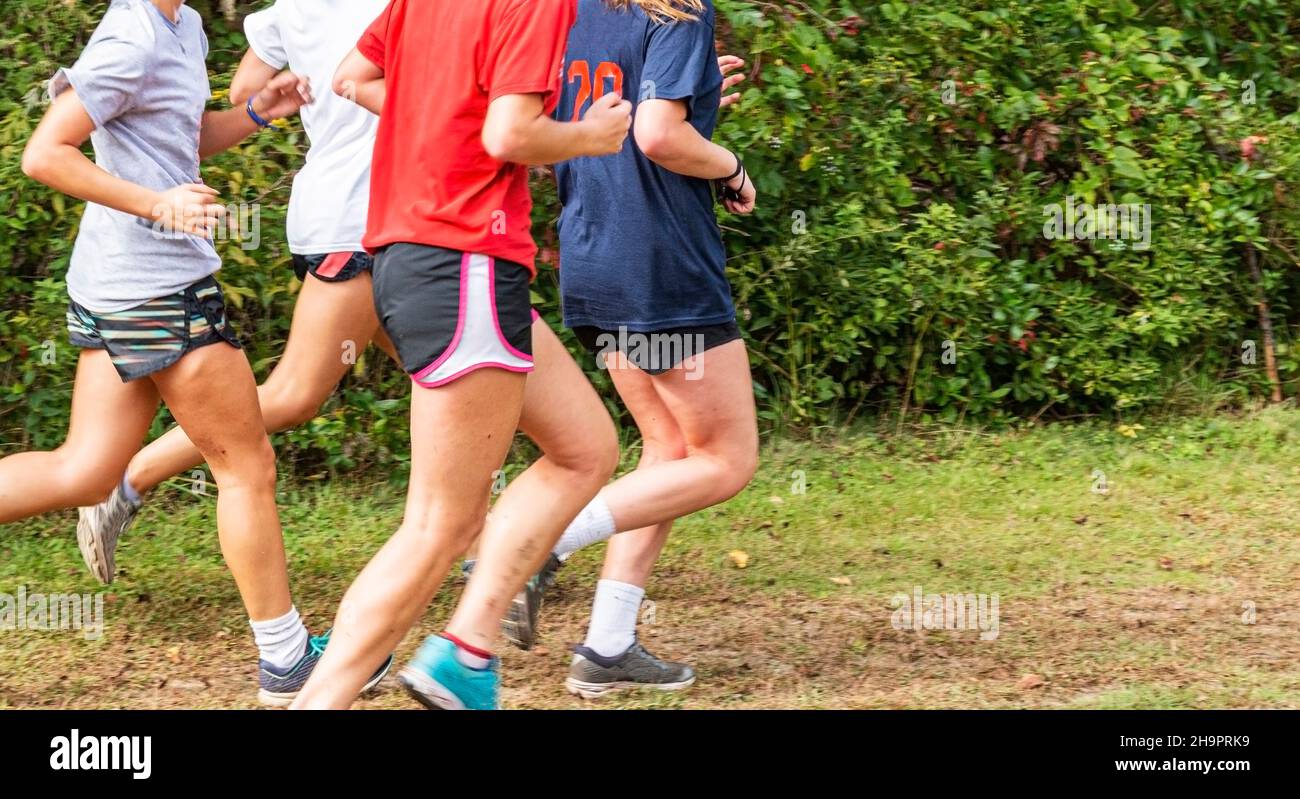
[{"left": 291, "top": 0, "right": 632, "bottom": 710}]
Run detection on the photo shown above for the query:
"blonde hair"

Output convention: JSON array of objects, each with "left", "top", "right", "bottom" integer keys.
[{"left": 606, "top": 0, "right": 705, "bottom": 24}]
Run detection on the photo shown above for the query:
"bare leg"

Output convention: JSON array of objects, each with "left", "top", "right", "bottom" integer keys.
[
  {"left": 149, "top": 343, "right": 291, "bottom": 621},
  {"left": 595, "top": 363, "right": 686, "bottom": 587},
  {"left": 291, "top": 367, "right": 527, "bottom": 709},
  {"left": 595, "top": 341, "right": 758, "bottom": 536},
  {"left": 444, "top": 319, "right": 619, "bottom": 650},
  {"left": 126, "top": 273, "right": 391, "bottom": 493},
  {"left": 0, "top": 350, "right": 158, "bottom": 523}
]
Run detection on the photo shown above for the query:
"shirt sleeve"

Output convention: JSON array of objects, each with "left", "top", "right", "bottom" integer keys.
[
  {"left": 357, "top": 0, "right": 398, "bottom": 69},
  {"left": 640, "top": 14, "right": 718, "bottom": 108},
  {"left": 244, "top": 2, "right": 287, "bottom": 70},
  {"left": 49, "top": 7, "right": 153, "bottom": 130},
  {"left": 481, "top": 0, "right": 577, "bottom": 110}
]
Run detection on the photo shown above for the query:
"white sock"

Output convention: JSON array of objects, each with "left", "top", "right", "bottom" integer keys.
[
  {"left": 444, "top": 634, "right": 492, "bottom": 670},
  {"left": 553, "top": 496, "right": 617, "bottom": 559},
  {"left": 250, "top": 606, "right": 309, "bottom": 671},
  {"left": 583, "top": 579, "right": 644, "bottom": 658}
]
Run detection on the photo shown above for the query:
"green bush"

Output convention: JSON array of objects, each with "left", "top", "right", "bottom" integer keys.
[{"left": 2, "top": 0, "right": 1298, "bottom": 472}]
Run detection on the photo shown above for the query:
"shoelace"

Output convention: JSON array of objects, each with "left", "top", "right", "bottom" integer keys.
[{"left": 308, "top": 631, "right": 331, "bottom": 658}]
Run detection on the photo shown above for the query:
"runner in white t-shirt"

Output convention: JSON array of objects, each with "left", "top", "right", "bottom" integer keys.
[
  {"left": 77, "top": 0, "right": 399, "bottom": 593},
  {"left": 244, "top": 0, "right": 380, "bottom": 256}
]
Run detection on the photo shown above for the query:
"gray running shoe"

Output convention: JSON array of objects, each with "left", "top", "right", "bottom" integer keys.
[
  {"left": 500, "top": 553, "right": 563, "bottom": 651},
  {"left": 258, "top": 630, "right": 393, "bottom": 708},
  {"left": 564, "top": 641, "right": 696, "bottom": 699},
  {"left": 77, "top": 483, "right": 140, "bottom": 584}
]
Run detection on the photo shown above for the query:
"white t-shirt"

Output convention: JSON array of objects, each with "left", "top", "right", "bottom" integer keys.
[{"left": 244, "top": 0, "right": 387, "bottom": 255}]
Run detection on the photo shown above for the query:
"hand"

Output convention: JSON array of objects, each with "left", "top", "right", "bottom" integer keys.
[
  {"left": 252, "top": 71, "right": 314, "bottom": 122},
  {"left": 723, "top": 169, "right": 756, "bottom": 215},
  {"left": 718, "top": 55, "right": 747, "bottom": 109},
  {"left": 151, "top": 183, "right": 225, "bottom": 237},
  {"left": 580, "top": 91, "right": 633, "bottom": 156}
]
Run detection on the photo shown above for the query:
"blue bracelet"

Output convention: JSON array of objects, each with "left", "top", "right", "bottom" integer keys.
[{"left": 246, "top": 97, "right": 273, "bottom": 129}]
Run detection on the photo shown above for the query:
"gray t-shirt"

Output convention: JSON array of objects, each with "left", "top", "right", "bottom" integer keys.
[{"left": 50, "top": 0, "right": 220, "bottom": 313}]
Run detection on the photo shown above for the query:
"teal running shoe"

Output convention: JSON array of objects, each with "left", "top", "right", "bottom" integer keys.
[{"left": 398, "top": 634, "right": 499, "bottom": 710}]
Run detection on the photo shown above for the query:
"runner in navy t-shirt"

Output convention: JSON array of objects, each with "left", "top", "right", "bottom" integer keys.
[
  {"left": 529, "top": 0, "right": 760, "bottom": 698},
  {"left": 555, "top": 0, "right": 734, "bottom": 331}
]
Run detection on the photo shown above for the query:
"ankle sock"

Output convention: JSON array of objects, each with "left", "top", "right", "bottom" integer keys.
[
  {"left": 553, "top": 496, "right": 617, "bottom": 559},
  {"left": 442, "top": 632, "right": 492, "bottom": 670},
  {"left": 250, "top": 606, "right": 309, "bottom": 671},
  {"left": 583, "top": 579, "right": 645, "bottom": 658}
]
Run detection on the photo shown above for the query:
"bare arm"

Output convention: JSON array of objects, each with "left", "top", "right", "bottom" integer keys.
[
  {"left": 199, "top": 71, "right": 314, "bottom": 160},
  {"left": 333, "top": 48, "right": 385, "bottom": 115},
  {"left": 21, "top": 89, "right": 222, "bottom": 234},
  {"left": 482, "top": 92, "right": 630, "bottom": 166},
  {"left": 23, "top": 90, "right": 155, "bottom": 219},
  {"left": 634, "top": 98, "right": 755, "bottom": 214},
  {"left": 229, "top": 48, "right": 281, "bottom": 106}
]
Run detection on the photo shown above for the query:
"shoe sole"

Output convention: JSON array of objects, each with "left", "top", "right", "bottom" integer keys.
[
  {"left": 500, "top": 589, "right": 536, "bottom": 651},
  {"left": 564, "top": 675, "right": 696, "bottom": 700},
  {"left": 257, "top": 655, "right": 394, "bottom": 708},
  {"left": 257, "top": 688, "right": 297, "bottom": 708},
  {"left": 398, "top": 667, "right": 466, "bottom": 710},
  {"left": 76, "top": 509, "right": 116, "bottom": 585}
]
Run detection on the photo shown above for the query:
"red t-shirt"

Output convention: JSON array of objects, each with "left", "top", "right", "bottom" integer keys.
[{"left": 357, "top": 0, "right": 577, "bottom": 274}]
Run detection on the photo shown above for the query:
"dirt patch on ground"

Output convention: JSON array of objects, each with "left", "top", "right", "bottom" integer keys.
[{"left": 3, "top": 569, "right": 1296, "bottom": 709}]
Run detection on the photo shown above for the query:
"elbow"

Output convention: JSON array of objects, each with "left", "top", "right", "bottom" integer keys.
[
  {"left": 21, "top": 143, "right": 52, "bottom": 184},
  {"left": 481, "top": 125, "right": 526, "bottom": 164},
  {"left": 333, "top": 66, "right": 363, "bottom": 103},
  {"left": 332, "top": 74, "right": 353, "bottom": 101},
  {"left": 633, "top": 123, "right": 675, "bottom": 164}
]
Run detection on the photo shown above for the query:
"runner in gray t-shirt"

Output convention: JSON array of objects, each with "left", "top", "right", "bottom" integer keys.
[
  {"left": 52, "top": 0, "right": 221, "bottom": 313},
  {"left": 0, "top": 0, "right": 364, "bottom": 705}
]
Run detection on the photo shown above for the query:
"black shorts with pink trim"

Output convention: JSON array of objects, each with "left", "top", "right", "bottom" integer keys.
[
  {"left": 293, "top": 251, "right": 373, "bottom": 283},
  {"left": 372, "top": 243, "right": 534, "bottom": 388}
]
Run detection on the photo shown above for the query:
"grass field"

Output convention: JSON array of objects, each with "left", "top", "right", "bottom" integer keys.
[{"left": 2, "top": 407, "right": 1298, "bottom": 709}]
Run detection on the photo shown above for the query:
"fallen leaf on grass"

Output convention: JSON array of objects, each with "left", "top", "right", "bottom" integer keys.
[{"left": 728, "top": 550, "right": 750, "bottom": 569}]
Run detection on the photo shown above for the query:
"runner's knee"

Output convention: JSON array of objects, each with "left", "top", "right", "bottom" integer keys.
[
  {"left": 696, "top": 442, "right": 758, "bottom": 505},
  {"left": 548, "top": 423, "right": 619, "bottom": 488},
  {"left": 52, "top": 450, "right": 122, "bottom": 506},
  {"left": 261, "top": 378, "right": 329, "bottom": 431},
  {"left": 48, "top": 440, "right": 134, "bottom": 504},
  {"left": 401, "top": 506, "right": 486, "bottom": 556},
  {"left": 208, "top": 436, "right": 278, "bottom": 494}
]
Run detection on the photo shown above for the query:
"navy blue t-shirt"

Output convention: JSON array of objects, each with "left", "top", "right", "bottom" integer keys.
[{"left": 554, "top": 0, "right": 734, "bottom": 331}]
